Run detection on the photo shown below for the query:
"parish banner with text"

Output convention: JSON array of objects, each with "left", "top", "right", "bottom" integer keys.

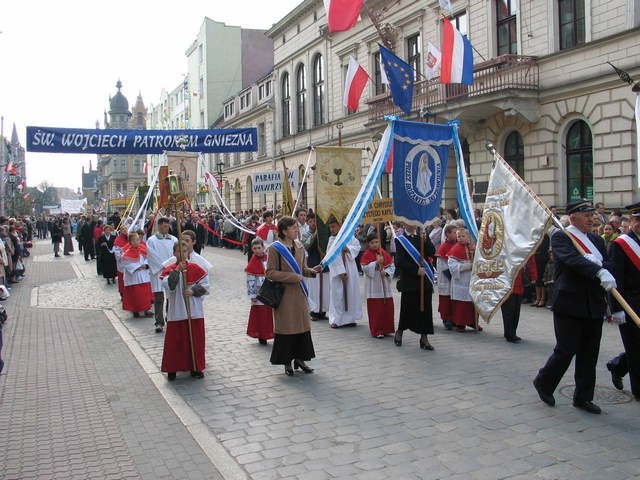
[{"left": 26, "top": 126, "right": 258, "bottom": 154}]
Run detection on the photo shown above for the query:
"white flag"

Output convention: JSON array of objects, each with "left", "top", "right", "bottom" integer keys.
[
  {"left": 470, "top": 155, "right": 553, "bottom": 321},
  {"left": 425, "top": 42, "right": 442, "bottom": 80},
  {"left": 439, "top": 0, "right": 453, "bottom": 13},
  {"left": 379, "top": 52, "right": 389, "bottom": 85}
]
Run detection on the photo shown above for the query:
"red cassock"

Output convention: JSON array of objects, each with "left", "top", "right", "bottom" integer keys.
[
  {"left": 360, "top": 247, "right": 395, "bottom": 337},
  {"left": 121, "top": 243, "right": 154, "bottom": 313},
  {"left": 160, "top": 261, "right": 208, "bottom": 373},
  {"left": 447, "top": 242, "right": 476, "bottom": 328},
  {"left": 244, "top": 254, "right": 274, "bottom": 340},
  {"left": 436, "top": 240, "right": 455, "bottom": 321}
]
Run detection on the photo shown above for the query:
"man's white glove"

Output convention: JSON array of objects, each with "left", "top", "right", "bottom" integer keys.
[
  {"left": 596, "top": 269, "right": 617, "bottom": 291},
  {"left": 611, "top": 311, "right": 626, "bottom": 325},
  {"left": 583, "top": 253, "right": 602, "bottom": 267}
]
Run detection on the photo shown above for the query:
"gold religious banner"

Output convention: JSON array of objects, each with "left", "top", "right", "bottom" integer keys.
[
  {"left": 362, "top": 198, "right": 394, "bottom": 224},
  {"left": 315, "top": 146, "right": 362, "bottom": 250},
  {"left": 167, "top": 151, "right": 198, "bottom": 200}
]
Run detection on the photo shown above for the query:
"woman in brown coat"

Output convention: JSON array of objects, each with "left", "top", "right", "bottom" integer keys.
[{"left": 266, "top": 216, "right": 321, "bottom": 376}]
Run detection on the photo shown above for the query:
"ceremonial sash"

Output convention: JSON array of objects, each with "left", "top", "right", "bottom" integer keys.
[
  {"left": 272, "top": 241, "right": 309, "bottom": 297},
  {"left": 614, "top": 234, "right": 640, "bottom": 271},
  {"left": 566, "top": 226, "right": 602, "bottom": 261},
  {"left": 396, "top": 235, "right": 435, "bottom": 286}
]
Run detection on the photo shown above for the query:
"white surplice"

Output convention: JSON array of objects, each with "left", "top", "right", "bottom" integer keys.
[
  {"left": 327, "top": 235, "right": 363, "bottom": 326},
  {"left": 146, "top": 234, "right": 178, "bottom": 292}
]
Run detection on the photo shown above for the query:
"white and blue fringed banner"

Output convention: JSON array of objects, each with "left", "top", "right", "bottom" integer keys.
[
  {"left": 392, "top": 119, "right": 450, "bottom": 226},
  {"left": 26, "top": 126, "right": 258, "bottom": 154}
]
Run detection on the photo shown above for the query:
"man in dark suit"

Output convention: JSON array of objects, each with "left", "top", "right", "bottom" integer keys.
[
  {"left": 192, "top": 213, "right": 207, "bottom": 254},
  {"left": 606, "top": 202, "right": 640, "bottom": 399},
  {"left": 533, "top": 199, "right": 617, "bottom": 414}
]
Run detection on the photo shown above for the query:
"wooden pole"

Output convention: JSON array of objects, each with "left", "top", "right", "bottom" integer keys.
[
  {"left": 419, "top": 227, "right": 425, "bottom": 312},
  {"left": 341, "top": 250, "right": 349, "bottom": 312},
  {"left": 378, "top": 224, "right": 387, "bottom": 304},
  {"left": 174, "top": 198, "right": 197, "bottom": 372}
]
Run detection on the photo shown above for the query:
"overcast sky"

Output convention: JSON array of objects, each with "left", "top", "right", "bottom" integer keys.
[{"left": 0, "top": 0, "right": 302, "bottom": 191}]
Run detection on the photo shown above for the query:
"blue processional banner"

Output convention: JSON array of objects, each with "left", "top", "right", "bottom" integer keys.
[
  {"left": 392, "top": 120, "right": 451, "bottom": 226},
  {"left": 26, "top": 126, "right": 258, "bottom": 154}
]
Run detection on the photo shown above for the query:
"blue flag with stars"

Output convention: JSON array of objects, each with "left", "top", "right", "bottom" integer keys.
[{"left": 379, "top": 44, "right": 414, "bottom": 114}]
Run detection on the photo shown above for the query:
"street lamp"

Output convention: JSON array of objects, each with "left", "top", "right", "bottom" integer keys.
[
  {"left": 336, "top": 122, "right": 344, "bottom": 146},
  {"left": 7, "top": 173, "right": 17, "bottom": 217},
  {"left": 216, "top": 161, "right": 224, "bottom": 188}
]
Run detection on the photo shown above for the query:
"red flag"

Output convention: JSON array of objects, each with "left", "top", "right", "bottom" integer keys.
[
  {"left": 343, "top": 56, "right": 369, "bottom": 112},
  {"left": 4, "top": 161, "right": 17, "bottom": 175},
  {"left": 324, "top": 0, "right": 363, "bottom": 33}
]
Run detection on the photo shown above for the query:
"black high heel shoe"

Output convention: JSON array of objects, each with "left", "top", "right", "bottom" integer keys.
[
  {"left": 419, "top": 337, "right": 434, "bottom": 351},
  {"left": 293, "top": 360, "right": 314, "bottom": 373},
  {"left": 285, "top": 363, "right": 294, "bottom": 376}
]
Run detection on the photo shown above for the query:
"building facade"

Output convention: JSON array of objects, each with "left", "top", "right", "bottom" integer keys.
[
  {"left": 213, "top": 0, "right": 640, "bottom": 213},
  {"left": 96, "top": 81, "right": 149, "bottom": 213}
]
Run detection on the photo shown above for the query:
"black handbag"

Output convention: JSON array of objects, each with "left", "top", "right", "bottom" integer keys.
[{"left": 256, "top": 254, "right": 284, "bottom": 308}]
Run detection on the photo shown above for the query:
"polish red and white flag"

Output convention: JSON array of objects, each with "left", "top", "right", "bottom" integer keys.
[
  {"left": 343, "top": 56, "right": 369, "bottom": 112},
  {"left": 324, "top": 0, "right": 363, "bottom": 33}
]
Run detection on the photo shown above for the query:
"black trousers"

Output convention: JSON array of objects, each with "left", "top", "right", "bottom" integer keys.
[
  {"left": 501, "top": 293, "right": 522, "bottom": 339},
  {"left": 608, "top": 321, "right": 640, "bottom": 397},
  {"left": 535, "top": 313, "right": 602, "bottom": 402}
]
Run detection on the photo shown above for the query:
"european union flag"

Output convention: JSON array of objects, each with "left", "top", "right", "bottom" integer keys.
[
  {"left": 392, "top": 120, "right": 452, "bottom": 226},
  {"left": 379, "top": 44, "right": 414, "bottom": 114}
]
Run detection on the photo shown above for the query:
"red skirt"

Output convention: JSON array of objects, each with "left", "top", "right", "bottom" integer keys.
[
  {"left": 451, "top": 299, "right": 476, "bottom": 327},
  {"left": 117, "top": 272, "right": 124, "bottom": 295},
  {"left": 122, "top": 282, "right": 154, "bottom": 312},
  {"left": 366, "top": 298, "right": 395, "bottom": 337},
  {"left": 438, "top": 295, "right": 453, "bottom": 322},
  {"left": 246, "top": 304, "right": 274, "bottom": 340},
  {"left": 161, "top": 318, "right": 205, "bottom": 372}
]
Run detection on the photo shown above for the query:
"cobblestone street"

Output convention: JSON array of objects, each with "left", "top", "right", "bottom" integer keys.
[{"left": 2, "top": 239, "right": 640, "bottom": 479}]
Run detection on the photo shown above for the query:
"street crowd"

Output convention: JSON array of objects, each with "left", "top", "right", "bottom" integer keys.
[{"left": 2, "top": 197, "right": 638, "bottom": 417}]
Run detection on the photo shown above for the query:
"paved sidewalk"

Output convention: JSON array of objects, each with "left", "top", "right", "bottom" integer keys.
[
  {"left": 2, "top": 238, "right": 640, "bottom": 479},
  {"left": 0, "top": 240, "right": 223, "bottom": 479}
]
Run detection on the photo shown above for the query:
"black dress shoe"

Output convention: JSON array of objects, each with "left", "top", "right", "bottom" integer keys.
[
  {"left": 394, "top": 332, "right": 402, "bottom": 347},
  {"left": 533, "top": 378, "right": 555, "bottom": 406},
  {"left": 190, "top": 370, "right": 204, "bottom": 379},
  {"left": 506, "top": 336, "right": 522, "bottom": 343},
  {"left": 167, "top": 372, "right": 176, "bottom": 381},
  {"left": 419, "top": 338, "right": 434, "bottom": 350},
  {"left": 284, "top": 364, "right": 294, "bottom": 376},
  {"left": 258, "top": 338, "right": 267, "bottom": 345},
  {"left": 607, "top": 363, "right": 624, "bottom": 390},
  {"left": 294, "top": 360, "right": 314, "bottom": 373},
  {"left": 573, "top": 400, "right": 601, "bottom": 414}
]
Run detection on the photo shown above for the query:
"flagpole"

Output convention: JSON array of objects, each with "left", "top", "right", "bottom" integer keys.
[{"left": 485, "top": 143, "right": 640, "bottom": 327}]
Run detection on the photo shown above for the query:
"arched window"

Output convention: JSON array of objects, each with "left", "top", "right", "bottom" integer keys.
[
  {"left": 312, "top": 55, "right": 325, "bottom": 127},
  {"left": 281, "top": 73, "right": 291, "bottom": 137},
  {"left": 504, "top": 131, "right": 524, "bottom": 177},
  {"left": 566, "top": 120, "right": 593, "bottom": 201},
  {"left": 296, "top": 64, "right": 307, "bottom": 132}
]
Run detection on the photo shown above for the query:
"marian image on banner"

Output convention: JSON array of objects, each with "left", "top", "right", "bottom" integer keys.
[
  {"left": 167, "top": 152, "right": 198, "bottom": 201},
  {"left": 392, "top": 120, "right": 451, "bottom": 227},
  {"left": 315, "top": 146, "right": 362, "bottom": 249}
]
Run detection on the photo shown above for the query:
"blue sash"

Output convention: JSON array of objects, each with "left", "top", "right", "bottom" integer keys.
[
  {"left": 272, "top": 241, "right": 310, "bottom": 297},
  {"left": 396, "top": 235, "right": 435, "bottom": 286}
]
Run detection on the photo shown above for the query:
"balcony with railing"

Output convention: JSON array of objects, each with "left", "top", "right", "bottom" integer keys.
[{"left": 367, "top": 55, "right": 539, "bottom": 123}]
